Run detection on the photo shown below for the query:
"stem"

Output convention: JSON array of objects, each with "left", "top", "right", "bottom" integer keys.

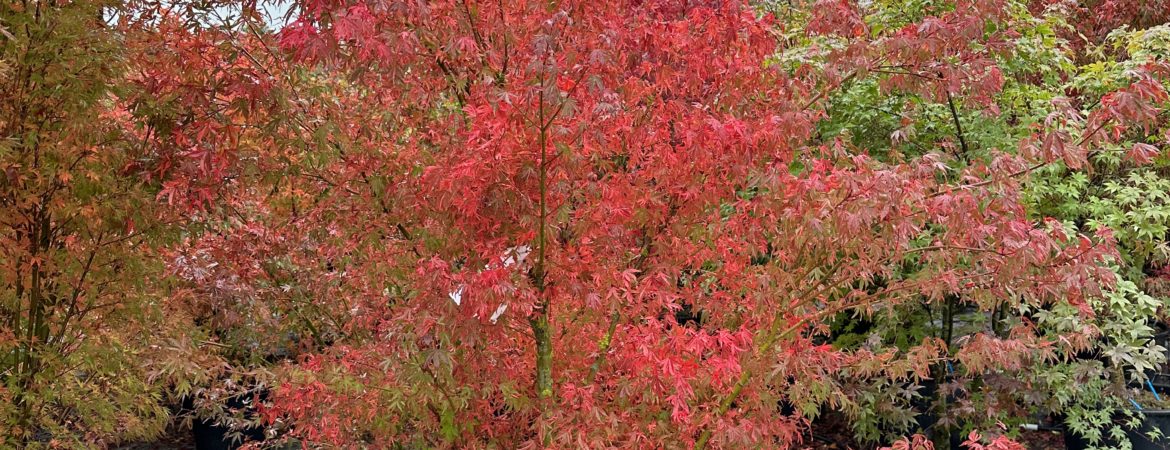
[
  {"left": 929, "top": 107, "right": 1119, "bottom": 198},
  {"left": 585, "top": 310, "right": 620, "bottom": 385},
  {"left": 16, "top": 208, "right": 50, "bottom": 437},
  {"left": 942, "top": 295, "right": 955, "bottom": 348},
  {"left": 531, "top": 313, "right": 553, "bottom": 398},
  {"left": 531, "top": 71, "right": 553, "bottom": 403},
  {"left": 945, "top": 90, "right": 970, "bottom": 161}
]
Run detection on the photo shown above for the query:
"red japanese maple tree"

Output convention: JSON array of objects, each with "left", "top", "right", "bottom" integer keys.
[{"left": 115, "top": 0, "right": 1168, "bottom": 448}]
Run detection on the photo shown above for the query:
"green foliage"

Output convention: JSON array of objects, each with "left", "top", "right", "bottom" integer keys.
[
  {"left": 1037, "top": 360, "right": 1138, "bottom": 450},
  {"left": 1022, "top": 21, "right": 1170, "bottom": 450},
  {"left": 781, "top": 0, "right": 1170, "bottom": 446}
]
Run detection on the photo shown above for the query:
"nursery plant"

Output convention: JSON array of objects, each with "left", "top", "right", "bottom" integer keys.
[
  {"left": 240, "top": 0, "right": 1164, "bottom": 447},
  {"left": 2, "top": 0, "right": 1170, "bottom": 449},
  {"left": 804, "top": 1, "right": 1170, "bottom": 448},
  {"left": 0, "top": 0, "right": 180, "bottom": 446}
]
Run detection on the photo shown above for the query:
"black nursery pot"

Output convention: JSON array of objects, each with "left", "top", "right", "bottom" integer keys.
[
  {"left": 1126, "top": 410, "right": 1170, "bottom": 450},
  {"left": 190, "top": 390, "right": 269, "bottom": 450},
  {"left": 909, "top": 378, "right": 965, "bottom": 450},
  {"left": 1061, "top": 426, "right": 1097, "bottom": 450}
]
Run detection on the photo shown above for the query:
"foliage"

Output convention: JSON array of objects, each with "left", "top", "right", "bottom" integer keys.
[
  {"left": 0, "top": 0, "right": 177, "bottom": 446},
  {"left": 246, "top": 0, "right": 1147, "bottom": 447},
  {"left": 1022, "top": 21, "right": 1170, "bottom": 448},
  {"left": 1, "top": 0, "right": 1168, "bottom": 448}
]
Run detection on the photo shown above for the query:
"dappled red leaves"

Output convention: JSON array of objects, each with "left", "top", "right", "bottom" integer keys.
[{"left": 23, "top": 0, "right": 1160, "bottom": 447}]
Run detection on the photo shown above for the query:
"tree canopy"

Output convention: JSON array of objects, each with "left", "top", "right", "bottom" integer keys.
[{"left": 2, "top": 0, "right": 1170, "bottom": 448}]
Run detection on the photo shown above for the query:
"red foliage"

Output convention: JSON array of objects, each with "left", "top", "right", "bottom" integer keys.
[
  {"left": 882, "top": 434, "right": 935, "bottom": 450},
  {"left": 113, "top": 0, "right": 1168, "bottom": 448},
  {"left": 962, "top": 430, "right": 1028, "bottom": 450}
]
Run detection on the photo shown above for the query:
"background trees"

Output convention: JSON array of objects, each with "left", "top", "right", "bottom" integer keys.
[
  {"left": 0, "top": 0, "right": 175, "bottom": 445},
  {"left": 1023, "top": 22, "right": 1170, "bottom": 447}
]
